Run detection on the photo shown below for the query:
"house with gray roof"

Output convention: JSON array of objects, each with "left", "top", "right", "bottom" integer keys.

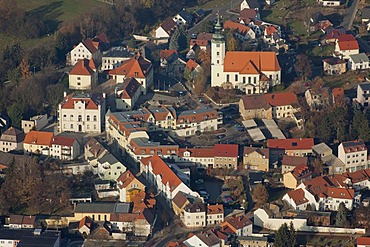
[
  {"left": 97, "top": 153, "right": 127, "bottom": 181},
  {"left": 173, "top": 10, "right": 193, "bottom": 26},
  {"left": 348, "top": 53, "right": 369, "bottom": 71}
]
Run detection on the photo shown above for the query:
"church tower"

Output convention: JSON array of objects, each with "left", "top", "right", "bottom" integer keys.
[{"left": 211, "top": 14, "right": 226, "bottom": 87}]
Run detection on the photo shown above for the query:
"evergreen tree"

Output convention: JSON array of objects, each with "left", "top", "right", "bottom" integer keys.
[
  {"left": 169, "top": 28, "right": 180, "bottom": 51},
  {"left": 336, "top": 202, "right": 349, "bottom": 227},
  {"left": 288, "top": 222, "right": 297, "bottom": 247},
  {"left": 275, "top": 223, "right": 290, "bottom": 247}
]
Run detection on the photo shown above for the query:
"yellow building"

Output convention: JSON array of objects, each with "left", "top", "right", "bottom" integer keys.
[
  {"left": 117, "top": 170, "right": 145, "bottom": 203},
  {"left": 243, "top": 147, "right": 270, "bottom": 171}
]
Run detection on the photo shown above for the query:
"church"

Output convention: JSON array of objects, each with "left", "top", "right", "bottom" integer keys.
[{"left": 210, "top": 18, "right": 281, "bottom": 95}]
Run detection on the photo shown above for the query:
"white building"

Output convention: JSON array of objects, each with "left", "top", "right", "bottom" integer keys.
[
  {"left": 183, "top": 229, "right": 221, "bottom": 247},
  {"left": 21, "top": 114, "right": 49, "bottom": 134},
  {"left": 348, "top": 53, "right": 370, "bottom": 71},
  {"left": 338, "top": 141, "right": 368, "bottom": 172},
  {"left": 115, "top": 77, "right": 142, "bottom": 111},
  {"left": 173, "top": 10, "right": 193, "bottom": 26},
  {"left": 334, "top": 34, "right": 359, "bottom": 60},
  {"left": 70, "top": 38, "right": 101, "bottom": 66},
  {"left": 50, "top": 136, "right": 80, "bottom": 160},
  {"left": 240, "top": 0, "right": 260, "bottom": 11},
  {"left": 221, "top": 215, "right": 253, "bottom": 237},
  {"left": 323, "top": 187, "right": 354, "bottom": 210},
  {"left": 0, "top": 127, "right": 24, "bottom": 152},
  {"left": 109, "top": 52, "right": 153, "bottom": 95},
  {"left": 58, "top": 92, "right": 106, "bottom": 133},
  {"left": 183, "top": 202, "right": 206, "bottom": 227},
  {"left": 69, "top": 58, "right": 97, "bottom": 90},
  {"left": 282, "top": 188, "right": 317, "bottom": 210},
  {"left": 356, "top": 83, "right": 370, "bottom": 107},
  {"left": 101, "top": 47, "right": 133, "bottom": 71},
  {"left": 318, "top": 0, "right": 341, "bottom": 6},
  {"left": 154, "top": 17, "right": 176, "bottom": 39},
  {"left": 206, "top": 204, "right": 224, "bottom": 225},
  {"left": 211, "top": 19, "right": 281, "bottom": 94}
]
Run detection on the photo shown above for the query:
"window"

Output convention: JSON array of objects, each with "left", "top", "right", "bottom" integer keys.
[
  {"left": 217, "top": 52, "right": 220, "bottom": 55},
  {"left": 70, "top": 124, "right": 73, "bottom": 129},
  {"left": 93, "top": 115, "right": 97, "bottom": 121},
  {"left": 134, "top": 72, "right": 139, "bottom": 77},
  {"left": 77, "top": 77, "right": 81, "bottom": 80},
  {"left": 87, "top": 115, "right": 90, "bottom": 121},
  {"left": 235, "top": 74, "right": 238, "bottom": 81},
  {"left": 226, "top": 74, "right": 230, "bottom": 82},
  {"left": 217, "top": 73, "right": 219, "bottom": 77},
  {"left": 78, "top": 115, "right": 82, "bottom": 122}
]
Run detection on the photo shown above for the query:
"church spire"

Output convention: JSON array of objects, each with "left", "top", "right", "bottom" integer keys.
[{"left": 212, "top": 11, "right": 224, "bottom": 42}]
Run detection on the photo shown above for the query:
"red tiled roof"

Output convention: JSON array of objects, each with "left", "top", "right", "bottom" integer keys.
[
  {"left": 291, "top": 164, "right": 312, "bottom": 180},
  {"left": 224, "top": 51, "right": 280, "bottom": 72},
  {"left": 267, "top": 138, "right": 314, "bottom": 150},
  {"left": 109, "top": 53, "right": 152, "bottom": 78},
  {"left": 69, "top": 59, "right": 95, "bottom": 76},
  {"left": 223, "top": 215, "right": 252, "bottom": 231},
  {"left": 60, "top": 93, "right": 102, "bottom": 110},
  {"left": 207, "top": 204, "right": 224, "bottom": 214},
  {"left": 287, "top": 188, "right": 308, "bottom": 206},
  {"left": 327, "top": 187, "right": 354, "bottom": 200},
  {"left": 79, "top": 216, "right": 92, "bottom": 229},
  {"left": 337, "top": 34, "right": 359, "bottom": 50},
  {"left": 357, "top": 237, "right": 370, "bottom": 245},
  {"left": 51, "top": 136, "right": 76, "bottom": 147},
  {"left": 186, "top": 59, "right": 200, "bottom": 71},
  {"left": 332, "top": 87, "right": 344, "bottom": 102},
  {"left": 178, "top": 147, "right": 215, "bottom": 157},
  {"left": 140, "top": 155, "right": 182, "bottom": 191},
  {"left": 265, "top": 25, "right": 278, "bottom": 36},
  {"left": 224, "top": 20, "right": 251, "bottom": 35},
  {"left": 24, "top": 131, "right": 54, "bottom": 146},
  {"left": 94, "top": 32, "right": 109, "bottom": 44},
  {"left": 265, "top": 92, "right": 298, "bottom": 107},
  {"left": 214, "top": 144, "right": 238, "bottom": 157}
]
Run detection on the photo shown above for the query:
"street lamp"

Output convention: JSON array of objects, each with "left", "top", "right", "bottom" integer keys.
[{"left": 33, "top": 66, "right": 36, "bottom": 75}]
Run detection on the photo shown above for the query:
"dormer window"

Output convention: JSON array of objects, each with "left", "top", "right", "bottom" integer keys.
[{"left": 134, "top": 72, "right": 139, "bottom": 77}]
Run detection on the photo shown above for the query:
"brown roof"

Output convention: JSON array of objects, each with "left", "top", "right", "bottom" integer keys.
[
  {"left": 118, "top": 77, "right": 141, "bottom": 99},
  {"left": 327, "top": 187, "right": 354, "bottom": 200},
  {"left": 239, "top": 8, "right": 258, "bottom": 20},
  {"left": 85, "top": 138, "right": 107, "bottom": 158},
  {"left": 160, "top": 50, "right": 177, "bottom": 59},
  {"left": 0, "top": 127, "right": 24, "bottom": 142},
  {"left": 172, "top": 192, "right": 189, "bottom": 208},
  {"left": 282, "top": 155, "right": 308, "bottom": 167},
  {"left": 357, "top": 237, "right": 370, "bottom": 245},
  {"left": 224, "top": 51, "right": 280, "bottom": 73},
  {"left": 322, "top": 57, "right": 346, "bottom": 65},
  {"left": 69, "top": 59, "right": 95, "bottom": 76},
  {"left": 243, "top": 147, "right": 269, "bottom": 158},
  {"left": 10, "top": 215, "right": 24, "bottom": 225},
  {"left": 193, "top": 229, "right": 221, "bottom": 246},
  {"left": 94, "top": 32, "right": 109, "bottom": 44},
  {"left": 190, "top": 33, "right": 213, "bottom": 48},
  {"left": 184, "top": 202, "right": 206, "bottom": 213},
  {"left": 207, "top": 204, "right": 224, "bottom": 214},
  {"left": 214, "top": 144, "right": 238, "bottom": 157},
  {"left": 265, "top": 25, "right": 278, "bottom": 36},
  {"left": 110, "top": 213, "right": 138, "bottom": 223},
  {"left": 24, "top": 131, "right": 53, "bottom": 146},
  {"left": 267, "top": 138, "right": 314, "bottom": 150},
  {"left": 78, "top": 216, "right": 93, "bottom": 229},
  {"left": 160, "top": 17, "right": 177, "bottom": 34},
  {"left": 265, "top": 92, "right": 298, "bottom": 107},
  {"left": 82, "top": 38, "right": 99, "bottom": 54},
  {"left": 332, "top": 87, "right": 344, "bottom": 102},
  {"left": 341, "top": 141, "right": 367, "bottom": 153},
  {"left": 186, "top": 59, "right": 200, "bottom": 71},
  {"left": 240, "top": 94, "right": 270, "bottom": 110},
  {"left": 291, "top": 164, "right": 312, "bottom": 180},
  {"left": 10, "top": 215, "right": 36, "bottom": 226},
  {"left": 117, "top": 170, "right": 142, "bottom": 189},
  {"left": 287, "top": 188, "right": 308, "bottom": 206},
  {"left": 178, "top": 147, "right": 215, "bottom": 158},
  {"left": 51, "top": 136, "right": 76, "bottom": 147},
  {"left": 223, "top": 215, "right": 252, "bottom": 231}
]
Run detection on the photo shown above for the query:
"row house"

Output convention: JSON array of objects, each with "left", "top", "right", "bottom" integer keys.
[
  {"left": 0, "top": 127, "right": 24, "bottom": 152},
  {"left": 69, "top": 58, "right": 97, "bottom": 91},
  {"left": 23, "top": 131, "right": 80, "bottom": 160},
  {"left": 267, "top": 138, "right": 314, "bottom": 158},
  {"left": 9, "top": 215, "right": 36, "bottom": 229},
  {"left": 243, "top": 146, "right": 270, "bottom": 171},
  {"left": 139, "top": 155, "right": 200, "bottom": 207},
  {"left": 182, "top": 202, "right": 224, "bottom": 228},
  {"left": 109, "top": 52, "right": 153, "bottom": 95},
  {"left": 176, "top": 144, "right": 239, "bottom": 170},
  {"left": 338, "top": 140, "right": 368, "bottom": 172},
  {"left": 58, "top": 92, "right": 106, "bottom": 133}
]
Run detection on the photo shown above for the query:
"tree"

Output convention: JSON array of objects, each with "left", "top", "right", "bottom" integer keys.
[
  {"left": 294, "top": 54, "right": 312, "bottom": 81},
  {"left": 227, "top": 36, "right": 238, "bottom": 51},
  {"left": 275, "top": 223, "right": 296, "bottom": 247},
  {"left": 352, "top": 110, "right": 370, "bottom": 141},
  {"left": 18, "top": 59, "right": 32, "bottom": 79},
  {"left": 169, "top": 28, "right": 180, "bottom": 51},
  {"left": 252, "top": 184, "right": 269, "bottom": 208},
  {"left": 7, "top": 67, "right": 20, "bottom": 83},
  {"left": 310, "top": 158, "right": 324, "bottom": 177},
  {"left": 336, "top": 202, "right": 349, "bottom": 227},
  {"left": 7, "top": 102, "right": 25, "bottom": 127},
  {"left": 193, "top": 72, "right": 208, "bottom": 94},
  {"left": 306, "top": 204, "right": 313, "bottom": 211},
  {"left": 288, "top": 222, "right": 297, "bottom": 246}
]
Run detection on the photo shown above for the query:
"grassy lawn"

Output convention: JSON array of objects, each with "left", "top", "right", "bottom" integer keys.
[
  {"left": 201, "top": 0, "right": 230, "bottom": 9},
  {"left": 311, "top": 45, "right": 334, "bottom": 57}
]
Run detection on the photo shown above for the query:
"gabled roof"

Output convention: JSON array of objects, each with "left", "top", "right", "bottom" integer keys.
[
  {"left": 214, "top": 144, "right": 238, "bottom": 157},
  {"left": 267, "top": 138, "right": 314, "bottom": 150},
  {"left": 239, "top": 8, "right": 258, "bottom": 20},
  {"left": 265, "top": 25, "right": 278, "bottom": 36},
  {"left": 109, "top": 53, "right": 152, "bottom": 78},
  {"left": 327, "top": 187, "right": 354, "bottom": 200},
  {"left": 10, "top": 215, "right": 36, "bottom": 226},
  {"left": 224, "top": 20, "right": 251, "bottom": 36},
  {"left": 291, "top": 164, "right": 312, "bottom": 180},
  {"left": 78, "top": 216, "right": 93, "bottom": 229},
  {"left": 243, "top": 0, "right": 260, "bottom": 9},
  {"left": 243, "top": 146, "right": 269, "bottom": 158},
  {"left": 240, "top": 94, "right": 270, "bottom": 110},
  {"left": 117, "top": 77, "right": 141, "bottom": 100},
  {"left": 265, "top": 92, "right": 298, "bottom": 107},
  {"left": 223, "top": 215, "right": 252, "bottom": 231},
  {"left": 191, "top": 229, "right": 221, "bottom": 246},
  {"left": 51, "top": 136, "right": 76, "bottom": 147},
  {"left": 184, "top": 202, "right": 206, "bottom": 213},
  {"left": 160, "top": 17, "right": 177, "bottom": 34},
  {"left": 177, "top": 10, "right": 193, "bottom": 23},
  {"left": 207, "top": 204, "right": 224, "bottom": 214},
  {"left": 160, "top": 50, "right": 178, "bottom": 59},
  {"left": 140, "top": 155, "right": 182, "bottom": 192},
  {"left": 322, "top": 57, "right": 346, "bottom": 65},
  {"left": 349, "top": 53, "right": 369, "bottom": 63},
  {"left": 178, "top": 147, "right": 215, "bottom": 157},
  {"left": 60, "top": 93, "right": 103, "bottom": 110},
  {"left": 94, "top": 32, "right": 109, "bottom": 44},
  {"left": 172, "top": 191, "right": 189, "bottom": 208},
  {"left": 24, "top": 131, "right": 53, "bottom": 146},
  {"left": 117, "top": 170, "right": 142, "bottom": 189},
  {"left": 357, "top": 236, "right": 370, "bottom": 245},
  {"left": 186, "top": 59, "right": 200, "bottom": 71},
  {"left": 282, "top": 155, "right": 308, "bottom": 167},
  {"left": 287, "top": 188, "right": 308, "bottom": 206},
  {"left": 69, "top": 58, "right": 95, "bottom": 76},
  {"left": 224, "top": 51, "right": 280, "bottom": 73},
  {"left": 340, "top": 140, "right": 367, "bottom": 153},
  {"left": 190, "top": 33, "right": 213, "bottom": 48},
  {"left": 0, "top": 127, "right": 24, "bottom": 142},
  {"left": 82, "top": 38, "right": 99, "bottom": 54},
  {"left": 337, "top": 34, "right": 359, "bottom": 50}
]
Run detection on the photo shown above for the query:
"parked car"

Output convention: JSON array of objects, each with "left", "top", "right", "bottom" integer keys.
[
  {"left": 195, "top": 179, "right": 204, "bottom": 185},
  {"left": 199, "top": 190, "right": 209, "bottom": 200}
]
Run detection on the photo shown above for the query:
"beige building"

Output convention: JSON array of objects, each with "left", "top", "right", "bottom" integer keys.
[
  {"left": 23, "top": 131, "right": 53, "bottom": 155},
  {"left": 283, "top": 164, "right": 312, "bottom": 189},
  {"left": 267, "top": 138, "right": 315, "bottom": 157},
  {"left": 58, "top": 92, "right": 106, "bottom": 133},
  {"left": 117, "top": 170, "right": 145, "bottom": 203},
  {"left": 322, "top": 57, "right": 347, "bottom": 75},
  {"left": 239, "top": 95, "right": 272, "bottom": 120},
  {"left": 172, "top": 192, "right": 191, "bottom": 217},
  {"left": 115, "top": 77, "right": 142, "bottom": 111},
  {"left": 281, "top": 155, "right": 308, "bottom": 174},
  {"left": 21, "top": 114, "right": 49, "bottom": 134},
  {"left": 243, "top": 147, "right": 270, "bottom": 171},
  {"left": 69, "top": 202, "right": 130, "bottom": 222},
  {"left": 0, "top": 127, "right": 24, "bottom": 152},
  {"left": 69, "top": 58, "right": 97, "bottom": 90},
  {"left": 238, "top": 236, "right": 268, "bottom": 247},
  {"left": 214, "top": 144, "right": 239, "bottom": 170},
  {"left": 69, "top": 38, "right": 101, "bottom": 66},
  {"left": 183, "top": 202, "right": 206, "bottom": 228},
  {"left": 50, "top": 136, "right": 80, "bottom": 160}
]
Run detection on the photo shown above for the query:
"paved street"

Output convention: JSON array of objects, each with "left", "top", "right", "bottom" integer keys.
[{"left": 342, "top": 0, "right": 359, "bottom": 30}]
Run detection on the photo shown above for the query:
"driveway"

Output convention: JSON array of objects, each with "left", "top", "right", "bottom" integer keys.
[{"left": 342, "top": 0, "right": 360, "bottom": 30}]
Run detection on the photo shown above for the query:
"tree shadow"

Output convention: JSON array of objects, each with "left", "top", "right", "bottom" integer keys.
[
  {"left": 27, "top": 1, "right": 63, "bottom": 33},
  {"left": 326, "top": 13, "right": 343, "bottom": 27}
]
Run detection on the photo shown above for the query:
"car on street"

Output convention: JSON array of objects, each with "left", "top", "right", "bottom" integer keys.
[
  {"left": 199, "top": 190, "right": 209, "bottom": 200},
  {"left": 195, "top": 179, "right": 204, "bottom": 185},
  {"left": 217, "top": 134, "right": 226, "bottom": 139}
]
